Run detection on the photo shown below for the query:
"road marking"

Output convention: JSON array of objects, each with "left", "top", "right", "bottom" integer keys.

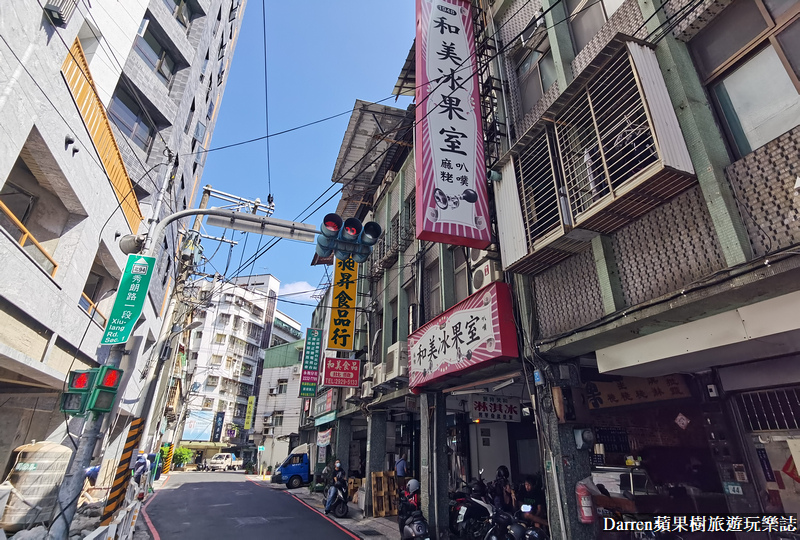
[
  {"left": 287, "top": 492, "right": 360, "bottom": 540},
  {"left": 141, "top": 474, "right": 170, "bottom": 540}
]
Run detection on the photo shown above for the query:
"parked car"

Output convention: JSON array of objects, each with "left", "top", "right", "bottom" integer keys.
[{"left": 208, "top": 452, "right": 243, "bottom": 471}]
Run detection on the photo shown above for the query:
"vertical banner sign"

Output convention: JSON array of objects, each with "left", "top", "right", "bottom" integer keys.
[
  {"left": 212, "top": 411, "right": 225, "bottom": 442},
  {"left": 327, "top": 258, "right": 358, "bottom": 350},
  {"left": 300, "top": 328, "right": 323, "bottom": 397},
  {"left": 243, "top": 395, "right": 256, "bottom": 430},
  {"left": 415, "top": 0, "right": 491, "bottom": 249},
  {"left": 101, "top": 255, "right": 156, "bottom": 344}
]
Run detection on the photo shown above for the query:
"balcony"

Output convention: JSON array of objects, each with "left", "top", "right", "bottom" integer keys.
[
  {"left": 0, "top": 200, "right": 58, "bottom": 277},
  {"left": 78, "top": 292, "right": 107, "bottom": 326},
  {"left": 505, "top": 36, "right": 695, "bottom": 274},
  {"left": 61, "top": 39, "right": 144, "bottom": 233}
]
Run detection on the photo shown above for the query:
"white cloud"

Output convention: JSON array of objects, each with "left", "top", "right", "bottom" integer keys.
[{"left": 278, "top": 281, "right": 318, "bottom": 301}]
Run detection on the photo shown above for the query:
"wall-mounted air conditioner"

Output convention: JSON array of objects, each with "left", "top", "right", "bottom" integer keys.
[
  {"left": 472, "top": 260, "right": 503, "bottom": 291},
  {"left": 268, "top": 387, "right": 277, "bottom": 396},
  {"left": 469, "top": 246, "right": 498, "bottom": 267},
  {"left": 373, "top": 364, "right": 385, "bottom": 386},
  {"left": 361, "top": 379, "right": 373, "bottom": 399},
  {"left": 292, "top": 365, "right": 301, "bottom": 375},
  {"left": 43, "top": 0, "right": 78, "bottom": 27},
  {"left": 385, "top": 341, "right": 408, "bottom": 380}
]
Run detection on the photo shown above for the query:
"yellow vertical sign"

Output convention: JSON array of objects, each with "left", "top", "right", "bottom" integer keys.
[
  {"left": 328, "top": 258, "right": 358, "bottom": 350},
  {"left": 243, "top": 395, "right": 255, "bottom": 430}
]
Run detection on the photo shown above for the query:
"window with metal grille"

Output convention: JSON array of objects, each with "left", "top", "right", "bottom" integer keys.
[{"left": 737, "top": 387, "right": 800, "bottom": 432}]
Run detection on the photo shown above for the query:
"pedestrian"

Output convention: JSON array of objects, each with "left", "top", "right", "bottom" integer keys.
[
  {"left": 395, "top": 453, "right": 407, "bottom": 477},
  {"left": 324, "top": 459, "right": 346, "bottom": 515},
  {"left": 133, "top": 452, "right": 150, "bottom": 487}
]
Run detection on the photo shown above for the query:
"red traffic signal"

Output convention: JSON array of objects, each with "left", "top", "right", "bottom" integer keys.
[
  {"left": 96, "top": 366, "right": 123, "bottom": 389},
  {"left": 68, "top": 370, "right": 96, "bottom": 391}
]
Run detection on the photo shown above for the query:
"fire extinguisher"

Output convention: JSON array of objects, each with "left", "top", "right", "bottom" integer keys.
[{"left": 575, "top": 482, "right": 596, "bottom": 524}]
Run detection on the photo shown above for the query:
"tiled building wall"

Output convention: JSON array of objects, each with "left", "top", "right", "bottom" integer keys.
[
  {"left": 534, "top": 249, "right": 604, "bottom": 337},
  {"left": 663, "top": 0, "right": 734, "bottom": 40},
  {"left": 725, "top": 125, "right": 800, "bottom": 258},
  {"left": 611, "top": 185, "right": 727, "bottom": 307}
]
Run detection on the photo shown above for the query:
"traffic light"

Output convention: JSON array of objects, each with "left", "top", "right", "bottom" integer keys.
[
  {"left": 60, "top": 366, "right": 124, "bottom": 415},
  {"left": 315, "top": 213, "right": 382, "bottom": 263},
  {"left": 60, "top": 369, "right": 98, "bottom": 415},
  {"left": 87, "top": 365, "right": 124, "bottom": 413}
]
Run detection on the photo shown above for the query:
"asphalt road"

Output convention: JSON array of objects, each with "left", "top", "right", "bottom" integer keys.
[{"left": 143, "top": 472, "right": 357, "bottom": 540}]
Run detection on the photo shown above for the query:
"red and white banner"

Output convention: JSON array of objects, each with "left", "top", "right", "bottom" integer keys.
[
  {"left": 415, "top": 0, "right": 491, "bottom": 249},
  {"left": 408, "top": 282, "right": 518, "bottom": 389},
  {"left": 322, "top": 357, "right": 361, "bottom": 388}
]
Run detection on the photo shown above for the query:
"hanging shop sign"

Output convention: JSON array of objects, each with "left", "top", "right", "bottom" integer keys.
[
  {"left": 322, "top": 358, "right": 361, "bottom": 388},
  {"left": 211, "top": 411, "right": 225, "bottom": 442},
  {"left": 101, "top": 255, "right": 156, "bottom": 345},
  {"left": 583, "top": 375, "right": 691, "bottom": 409},
  {"left": 408, "top": 282, "right": 518, "bottom": 389},
  {"left": 470, "top": 394, "right": 521, "bottom": 422},
  {"left": 300, "top": 328, "right": 324, "bottom": 397},
  {"left": 315, "top": 388, "right": 338, "bottom": 417},
  {"left": 327, "top": 258, "right": 358, "bottom": 350},
  {"left": 315, "top": 411, "right": 337, "bottom": 427},
  {"left": 317, "top": 428, "right": 332, "bottom": 447},
  {"left": 414, "top": 0, "right": 491, "bottom": 249},
  {"left": 243, "top": 395, "right": 256, "bottom": 430}
]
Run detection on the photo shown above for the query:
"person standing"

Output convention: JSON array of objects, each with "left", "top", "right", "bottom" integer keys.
[
  {"left": 133, "top": 452, "right": 150, "bottom": 487},
  {"left": 395, "top": 454, "right": 407, "bottom": 477},
  {"left": 324, "top": 459, "right": 346, "bottom": 515}
]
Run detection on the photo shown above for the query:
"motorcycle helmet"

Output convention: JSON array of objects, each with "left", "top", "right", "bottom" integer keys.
[
  {"left": 496, "top": 465, "right": 510, "bottom": 480},
  {"left": 523, "top": 527, "right": 548, "bottom": 540},
  {"left": 470, "top": 480, "right": 487, "bottom": 498},
  {"left": 509, "top": 523, "right": 527, "bottom": 539},
  {"left": 406, "top": 478, "right": 420, "bottom": 494}
]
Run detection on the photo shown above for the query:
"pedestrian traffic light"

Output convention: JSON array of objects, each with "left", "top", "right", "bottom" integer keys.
[
  {"left": 86, "top": 365, "right": 124, "bottom": 413},
  {"left": 316, "top": 213, "right": 382, "bottom": 263},
  {"left": 60, "top": 369, "right": 98, "bottom": 415}
]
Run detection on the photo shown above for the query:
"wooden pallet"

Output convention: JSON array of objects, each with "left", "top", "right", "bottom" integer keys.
[{"left": 371, "top": 471, "right": 399, "bottom": 517}]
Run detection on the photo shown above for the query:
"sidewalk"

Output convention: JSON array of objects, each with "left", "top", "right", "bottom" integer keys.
[{"left": 249, "top": 475, "right": 400, "bottom": 539}]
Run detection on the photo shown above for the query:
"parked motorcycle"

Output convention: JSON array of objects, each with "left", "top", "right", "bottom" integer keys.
[
  {"left": 327, "top": 479, "right": 349, "bottom": 519},
  {"left": 483, "top": 506, "right": 549, "bottom": 540},
  {"left": 450, "top": 476, "right": 494, "bottom": 539}
]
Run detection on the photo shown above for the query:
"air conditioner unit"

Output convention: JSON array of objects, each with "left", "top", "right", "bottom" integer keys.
[
  {"left": 472, "top": 260, "right": 503, "bottom": 291},
  {"left": 520, "top": 11, "right": 546, "bottom": 48},
  {"left": 469, "top": 246, "right": 499, "bottom": 266},
  {"left": 292, "top": 365, "right": 301, "bottom": 375},
  {"left": 385, "top": 341, "right": 409, "bottom": 380},
  {"left": 264, "top": 416, "right": 273, "bottom": 425},
  {"left": 363, "top": 361, "right": 374, "bottom": 380},
  {"left": 344, "top": 387, "right": 357, "bottom": 401},
  {"left": 43, "top": 0, "right": 78, "bottom": 26},
  {"left": 361, "top": 380, "right": 373, "bottom": 399},
  {"left": 268, "top": 387, "right": 277, "bottom": 396},
  {"left": 373, "top": 364, "right": 385, "bottom": 386}
]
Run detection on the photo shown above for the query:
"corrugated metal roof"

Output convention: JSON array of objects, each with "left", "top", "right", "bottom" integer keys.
[{"left": 392, "top": 40, "right": 416, "bottom": 97}]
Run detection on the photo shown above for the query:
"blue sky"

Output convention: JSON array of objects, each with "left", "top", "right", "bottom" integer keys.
[{"left": 199, "top": 1, "right": 415, "bottom": 328}]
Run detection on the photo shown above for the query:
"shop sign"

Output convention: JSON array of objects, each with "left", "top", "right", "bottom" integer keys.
[
  {"left": 317, "top": 428, "right": 332, "bottom": 447},
  {"left": 583, "top": 375, "right": 690, "bottom": 409},
  {"left": 318, "top": 446, "right": 327, "bottom": 464},
  {"left": 405, "top": 396, "right": 420, "bottom": 412},
  {"left": 414, "top": 0, "right": 491, "bottom": 249},
  {"left": 315, "top": 388, "right": 338, "bottom": 416},
  {"left": 756, "top": 447, "right": 776, "bottom": 482},
  {"left": 211, "top": 411, "right": 225, "bottom": 442},
  {"left": 322, "top": 357, "right": 360, "bottom": 388},
  {"left": 243, "top": 395, "right": 256, "bottom": 430},
  {"left": 408, "top": 282, "right": 518, "bottom": 389},
  {"left": 470, "top": 394, "right": 521, "bottom": 422},
  {"left": 327, "top": 259, "right": 358, "bottom": 351},
  {"left": 314, "top": 411, "right": 337, "bottom": 427},
  {"left": 300, "top": 328, "right": 324, "bottom": 398},
  {"left": 101, "top": 255, "right": 156, "bottom": 345}
]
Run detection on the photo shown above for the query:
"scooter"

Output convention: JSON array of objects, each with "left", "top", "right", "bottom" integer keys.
[
  {"left": 327, "top": 479, "right": 349, "bottom": 519},
  {"left": 450, "top": 475, "right": 494, "bottom": 538},
  {"left": 483, "top": 506, "right": 549, "bottom": 540},
  {"left": 401, "top": 510, "right": 431, "bottom": 540}
]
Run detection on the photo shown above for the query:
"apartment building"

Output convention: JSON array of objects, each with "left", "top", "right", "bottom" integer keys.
[{"left": 0, "top": 0, "right": 245, "bottom": 475}]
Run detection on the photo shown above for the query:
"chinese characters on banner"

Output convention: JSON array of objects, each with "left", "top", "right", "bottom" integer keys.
[
  {"left": 317, "top": 428, "right": 332, "bottom": 447},
  {"left": 315, "top": 388, "right": 338, "bottom": 416},
  {"left": 211, "top": 411, "right": 225, "bottom": 442},
  {"left": 414, "top": 0, "right": 491, "bottom": 249},
  {"left": 327, "top": 258, "right": 358, "bottom": 350},
  {"left": 408, "top": 282, "right": 518, "bottom": 389},
  {"left": 243, "top": 395, "right": 256, "bottom": 430},
  {"left": 322, "top": 357, "right": 361, "bottom": 388},
  {"left": 101, "top": 255, "right": 156, "bottom": 344},
  {"left": 299, "top": 328, "right": 324, "bottom": 398},
  {"left": 470, "top": 394, "right": 521, "bottom": 422},
  {"left": 583, "top": 375, "right": 691, "bottom": 409}
]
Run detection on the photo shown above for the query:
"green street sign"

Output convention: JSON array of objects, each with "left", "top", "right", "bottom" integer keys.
[
  {"left": 101, "top": 255, "right": 156, "bottom": 345},
  {"left": 299, "top": 328, "right": 323, "bottom": 398}
]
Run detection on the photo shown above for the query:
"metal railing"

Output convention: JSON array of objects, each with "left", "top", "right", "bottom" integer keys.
[
  {"left": 79, "top": 292, "right": 108, "bottom": 326},
  {"left": 61, "top": 39, "right": 143, "bottom": 233},
  {"left": 0, "top": 199, "right": 58, "bottom": 277}
]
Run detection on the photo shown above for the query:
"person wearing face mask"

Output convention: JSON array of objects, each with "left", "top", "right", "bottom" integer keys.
[{"left": 324, "top": 459, "right": 347, "bottom": 515}]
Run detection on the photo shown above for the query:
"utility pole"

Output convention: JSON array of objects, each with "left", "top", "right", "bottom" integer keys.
[{"left": 49, "top": 156, "right": 177, "bottom": 540}]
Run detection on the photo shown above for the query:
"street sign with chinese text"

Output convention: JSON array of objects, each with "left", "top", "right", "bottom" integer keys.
[
  {"left": 327, "top": 259, "right": 358, "bottom": 350},
  {"left": 299, "top": 328, "right": 323, "bottom": 397},
  {"left": 583, "top": 375, "right": 690, "bottom": 409},
  {"left": 101, "top": 255, "right": 156, "bottom": 345},
  {"left": 470, "top": 394, "right": 521, "bottom": 422},
  {"left": 408, "top": 282, "right": 518, "bottom": 389},
  {"left": 243, "top": 395, "right": 255, "bottom": 430},
  {"left": 322, "top": 357, "right": 360, "bottom": 388},
  {"left": 414, "top": 0, "right": 491, "bottom": 249},
  {"left": 212, "top": 411, "right": 225, "bottom": 442}
]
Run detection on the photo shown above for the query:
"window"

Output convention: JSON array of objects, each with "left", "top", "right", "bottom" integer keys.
[
  {"left": 161, "top": 256, "right": 171, "bottom": 286},
  {"left": 108, "top": 89, "right": 154, "bottom": 151},
  {"left": 189, "top": 352, "right": 198, "bottom": 360},
  {"left": 219, "top": 313, "right": 231, "bottom": 325},
  {"left": 202, "top": 398, "right": 214, "bottom": 409},
  {"left": 691, "top": 0, "right": 800, "bottom": 157},
  {"left": 214, "top": 333, "right": 226, "bottom": 343},
  {"left": 165, "top": 0, "right": 193, "bottom": 29},
  {"left": 218, "top": 41, "right": 227, "bottom": 60},
  {"left": 207, "top": 98, "right": 215, "bottom": 120},
  {"left": 566, "top": 0, "right": 625, "bottom": 53},
  {"left": 193, "top": 120, "right": 207, "bottom": 143},
  {"left": 133, "top": 24, "right": 176, "bottom": 84},
  {"left": 194, "top": 330, "right": 203, "bottom": 339},
  {"left": 184, "top": 101, "right": 195, "bottom": 134},
  {"left": 213, "top": 8, "right": 222, "bottom": 35},
  {"left": 277, "top": 379, "right": 288, "bottom": 394},
  {"left": 426, "top": 263, "right": 441, "bottom": 319},
  {"left": 273, "top": 411, "right": 284, "bottom": 427},
  {"left": 207, "top": 375, "right": 219, "bottom": 386},
  {"left": 218, "top": 61, "right": 225, "bottom": 84},
  {"left": 210, "top": 354, "right": 222, "bottom": 365},
  {"left": 453, "top": 247, "right": 469, "bottom": 303},
  {"left": 516, "top": 42, "right": 557, "bottom": 116}
]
